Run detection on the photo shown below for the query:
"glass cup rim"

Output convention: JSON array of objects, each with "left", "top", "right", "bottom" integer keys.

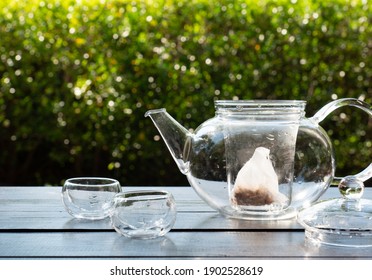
[
  {"left": 64, "top": 177, "right": 120, "bottom": 187},
  {"left": 114, "top": 190, "right": 172, "bottom": 202}
]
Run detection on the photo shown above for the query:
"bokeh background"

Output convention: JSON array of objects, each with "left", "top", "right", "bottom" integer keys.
[{"left": 0, "top": 0, "right": 371, "bottom": 186}]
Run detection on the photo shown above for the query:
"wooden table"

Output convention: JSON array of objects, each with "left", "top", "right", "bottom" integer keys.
[{"left": 0, "top": 186, "right": 371, "bottom": 259}]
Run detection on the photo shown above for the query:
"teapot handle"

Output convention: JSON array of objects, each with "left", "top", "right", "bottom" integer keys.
[{"left": 309, "top": 98, "right": 372, "bottom": 185}]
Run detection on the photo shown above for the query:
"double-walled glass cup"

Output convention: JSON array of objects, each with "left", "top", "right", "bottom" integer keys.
[
  {"left": 62, "top": 177, "right": 121, "bottom": 220},
  {"left": 110, "top": 190, "right": 177, "bottom": 239}
]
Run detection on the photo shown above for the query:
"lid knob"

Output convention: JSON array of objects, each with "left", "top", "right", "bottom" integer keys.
[{"left": 338, "top": 175, "right": 364, "bottom": 200}]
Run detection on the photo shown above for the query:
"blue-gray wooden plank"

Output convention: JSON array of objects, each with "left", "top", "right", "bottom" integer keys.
[
  {"left": 0, "top": 231, "right": 370, "bottom": 258},
  {"left": 0, "top": 187, "right": 371, "bottom": 231}
]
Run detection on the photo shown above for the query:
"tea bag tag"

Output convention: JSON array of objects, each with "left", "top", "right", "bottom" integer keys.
[{"left": 232, "top": 147, "right": 287, "bottom": 206}]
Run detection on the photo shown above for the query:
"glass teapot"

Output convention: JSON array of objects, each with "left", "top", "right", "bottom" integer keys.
[{"left": 145, "top": 98, "right": 371, "bottom": 220}]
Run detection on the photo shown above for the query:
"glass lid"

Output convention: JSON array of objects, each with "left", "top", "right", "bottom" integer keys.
[{"left": 297, "top": 175, "right": 372, "bottom": 248}]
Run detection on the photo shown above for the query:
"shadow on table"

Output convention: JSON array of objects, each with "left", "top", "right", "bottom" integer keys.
[{"left": 110, "top": 235, "right": 177, "bottom": 257}]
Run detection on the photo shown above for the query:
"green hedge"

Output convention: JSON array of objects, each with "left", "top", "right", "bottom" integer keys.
[{"left": 0, "top": 0, "right": 371, "bottom": 186}]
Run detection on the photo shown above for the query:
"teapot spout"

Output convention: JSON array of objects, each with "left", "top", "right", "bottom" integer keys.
[{"left": 145, "top": 108, "right": 192, "bottom": 175}]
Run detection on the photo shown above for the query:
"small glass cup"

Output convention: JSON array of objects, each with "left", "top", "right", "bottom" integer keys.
[
  {"left": 110, "top": 190, "right": 177, "bottom": 239},
  {"left": 62, "top": 177, "right": 121, "bottom": 220}
]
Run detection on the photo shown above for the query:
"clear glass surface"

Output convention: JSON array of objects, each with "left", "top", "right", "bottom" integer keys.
[
  {"left": 298, "top": 198, "right": 372, "bottom": 247},
  {"left": 110, "top": 190, "right": 177, "bottom": 239},
  {"left": 298, "top": 175, "right": 372, "bottom": 247},
  {"left": 292, "top": 118, "right": 334, "bottom": 209},
  {"left": 62, "top": 177, "right": 121, "bottom": 220},
  {"left": 187, "top": 100, "right": 305, "bottom": 219},
  {"left": 146, "top": 98, "right": 371, "bottom": 220}
]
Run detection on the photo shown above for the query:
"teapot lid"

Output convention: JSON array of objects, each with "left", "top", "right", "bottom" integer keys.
[{"left": 297, "top": 176, "right": 372, "bottom": 247}]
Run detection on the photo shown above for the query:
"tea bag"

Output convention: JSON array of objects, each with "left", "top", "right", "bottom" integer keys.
[{"left": 231, "top": 147, "right": 287, "bottom": 206}]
